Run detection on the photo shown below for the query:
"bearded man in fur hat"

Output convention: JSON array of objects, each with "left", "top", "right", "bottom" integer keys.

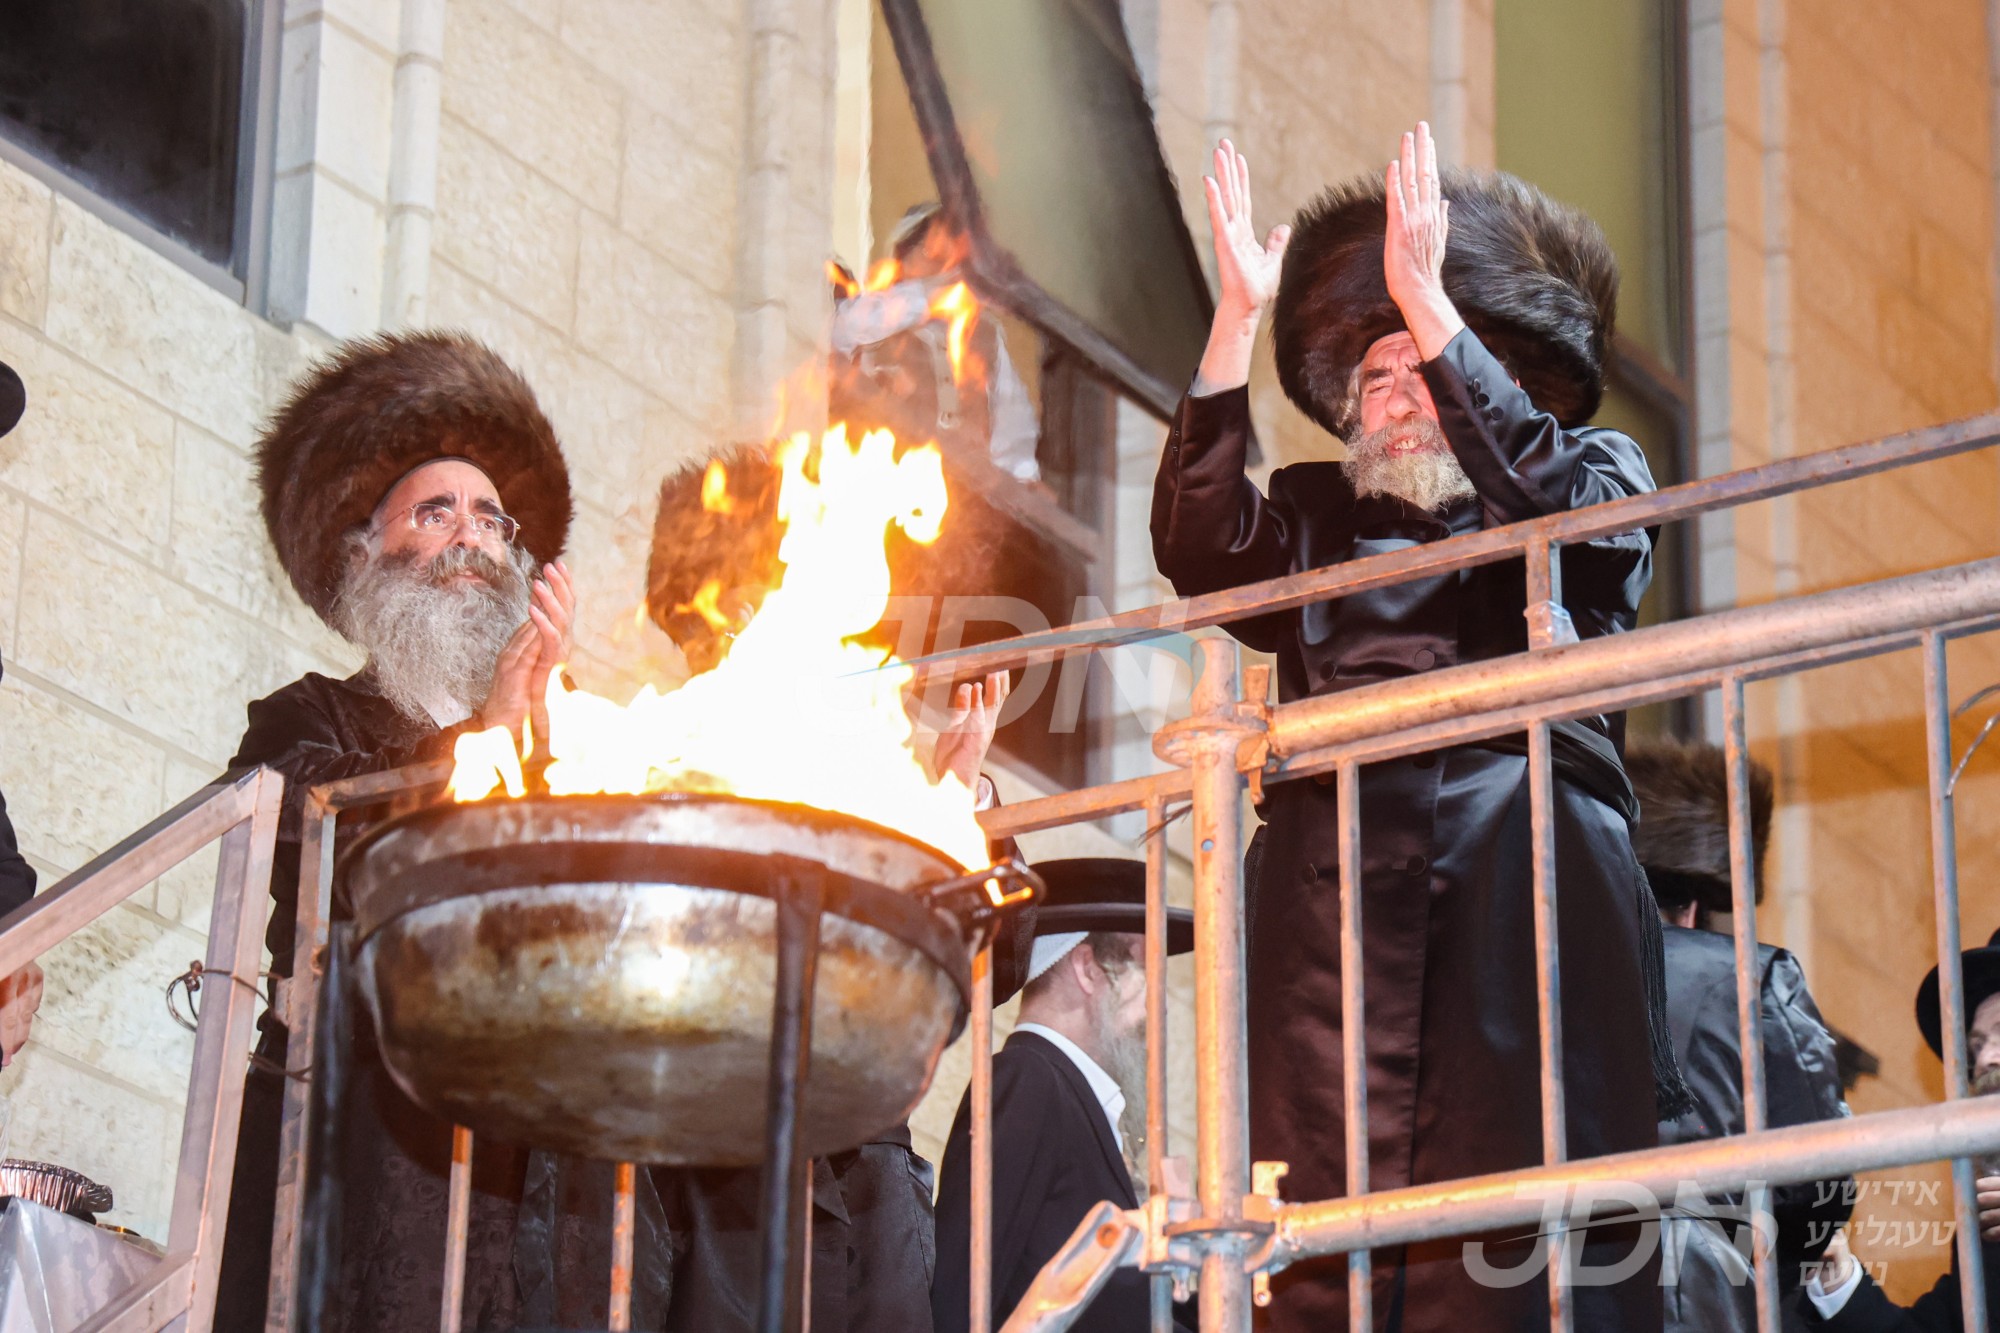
[
  {"left": 1152, "top": 125, "right": 1686, "bottom": 1331},
  {"left": 213, "top": 332, "right": 633, "bottom": 1332}
]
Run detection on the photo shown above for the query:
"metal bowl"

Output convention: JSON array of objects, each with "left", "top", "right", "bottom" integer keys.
[{"left": 342, "top": 793, "right": 973, "bottom": 1165}]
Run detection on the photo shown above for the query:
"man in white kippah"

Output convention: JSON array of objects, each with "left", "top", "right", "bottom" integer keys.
[{"left": 932, "top": 859, "right": 1193, "bottom": 1332}]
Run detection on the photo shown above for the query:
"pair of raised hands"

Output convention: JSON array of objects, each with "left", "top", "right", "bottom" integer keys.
[
  {"left": 482, "top": 560, "right": 577, "bottom": 745},
  {"left": 1198, "top": 121, "right": 1459, "bottom": 387}
]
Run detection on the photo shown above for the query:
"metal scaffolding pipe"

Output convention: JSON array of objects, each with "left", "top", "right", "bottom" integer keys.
[
  {"left": 909, "top": 412, "right": 2000, "bottom": 686},
  {"left": 1923, "top": 633, "right": 1989, "bottom": 1333},
  {"left": 1165, "top": 640, "right": 1254, "bottom": 1333},
  {"left": 1270, "top": 1095, "right": 2000, "bottom": 1265},
  {"left": 1268, "top": 560, "right": 2000, "bottom": 760},
  {"left": 1722, "top": 679, "right": 1779, "bottom": 1333},
  {"left": 1143, "top": 796, "right": 1173, "bottom": 1333}
]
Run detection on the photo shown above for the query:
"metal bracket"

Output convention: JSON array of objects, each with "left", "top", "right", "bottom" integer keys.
[{"left": 1246, "top": 1160, "right": 1291, "bottom": 1305}]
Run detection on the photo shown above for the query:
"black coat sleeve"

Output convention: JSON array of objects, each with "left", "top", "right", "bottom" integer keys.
[
  {"left": 931, "top": 1050, "right": 1066, "bottom": 1333},
  {"left": 1804, "top": 1251, "right": 2000, "bottom": 1332},
  {"left": 1420, "top": 329, "right": 1655, "bottom": 622},
  {"left": 0, "top": 788, "right": 35, "bottom": 916},
  {"left": 1149, "top": 386, "right": 1294, "bottom": 654}
]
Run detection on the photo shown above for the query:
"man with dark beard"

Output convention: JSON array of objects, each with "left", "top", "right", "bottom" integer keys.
[
  {"left": 1152, "top": 125, "right": 1684, "bottom": 1331},
  {"left": 214, "top": 332, "right": 595, "bottom": 1332},
  {"left": 932, "top": 859, "right": 1194, "bottom": 1332},
  {"left": 1798, "top": 935, "right": 2000, "bottom": 1330}
]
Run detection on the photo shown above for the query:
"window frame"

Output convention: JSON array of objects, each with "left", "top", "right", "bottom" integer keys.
[
  {"left": 0, "top": 0, "right": 282, "bottom": 309},
  {"left": 876, "top": 0, "right": 1214, "bottom": 423}
]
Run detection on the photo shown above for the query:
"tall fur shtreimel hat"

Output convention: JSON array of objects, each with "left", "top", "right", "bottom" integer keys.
[
  {"left": 255, "top": 331, "right": 573, "bottom": 625},
  {"left": 1271, "top": 168, "right": 1618, "bottom": 435},
  {"left": 1626, "top": 741, "right": 1775, "bottom": 915}
]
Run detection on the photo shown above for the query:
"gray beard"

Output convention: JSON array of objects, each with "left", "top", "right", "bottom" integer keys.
[
  {"left": 330, "top": 540, "right": 535, "bottom": 723},
  {"left": 1342, "top": 418, "right": 1477, "bottom": 512},
  {"left": 1091, "top": 982, "right": 1152, "bottom": 1186}
]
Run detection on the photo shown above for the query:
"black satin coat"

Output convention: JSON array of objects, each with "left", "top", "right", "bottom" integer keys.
[
  {"left": 1659, "top": 927, "right": 1852, "bottom": 1333},
  {"left": 933, "top": 1031, "right": 1168, "bottom": 1332},
  {"left": 1152, "top": 330, "right": 1663, "bottom": 1333}
]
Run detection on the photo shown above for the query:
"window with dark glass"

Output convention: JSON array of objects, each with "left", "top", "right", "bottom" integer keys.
[
  {"left": 0, "top": 0, "right": 268, "bottom": 279},
  {"left": 858, "top": 0, "right": 1207, "bottom": 790},
  {"left": 1497, "top": 0, "right": 1692, "bottom": 733}
]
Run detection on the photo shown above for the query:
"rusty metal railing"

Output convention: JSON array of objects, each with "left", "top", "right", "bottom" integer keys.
[
  {"left": 254, "top": 405, "right": 2000, "bottom": 1333},
  {"left": 955, "top": 407, "right": 2000, "bottom": 1333},
  {"left": 0, "top": 765, "right": 282, "bottom": 1333}
]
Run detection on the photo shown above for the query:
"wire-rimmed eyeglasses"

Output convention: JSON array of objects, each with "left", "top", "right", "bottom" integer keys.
[{"left": 380, "top": 501, "right": 521, "bottom": 545}]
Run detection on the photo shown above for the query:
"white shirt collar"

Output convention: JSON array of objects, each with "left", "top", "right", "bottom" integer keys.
[{"left": 1013, "top": 1022, "right": 1127, "bottom": 1152}]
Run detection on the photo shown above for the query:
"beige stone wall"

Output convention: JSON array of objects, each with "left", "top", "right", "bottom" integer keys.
[
  {"left": 0, "top": 168, "right": 336, "bottom": 1240},
  {"left": 0, "top": 0, "right": 848, "bottom": 1243},
  {"left": 1693, "top": 0, "right": 2000, "bottom": 1301}
]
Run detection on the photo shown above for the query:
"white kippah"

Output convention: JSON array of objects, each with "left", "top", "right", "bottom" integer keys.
[{"left": 1025, "top": 932, "right": 1088, "bottom": 985}]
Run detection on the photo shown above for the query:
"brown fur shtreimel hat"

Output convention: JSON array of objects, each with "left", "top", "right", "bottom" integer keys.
[
  {"left": 255, "top": 331, "right": 573, "bottom": 624},
  {"left": 1271, "top": 168, "right": 1618, "bottom": 435}
]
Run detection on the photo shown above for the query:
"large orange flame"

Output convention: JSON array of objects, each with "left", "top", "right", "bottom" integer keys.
[
  {"left": 928, "top": 281, "right": 979, "bottom": 387},
  {"left": 450, "top": 426, "right": 989, "bottom": 870}
]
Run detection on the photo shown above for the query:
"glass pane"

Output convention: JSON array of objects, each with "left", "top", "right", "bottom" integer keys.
[
  {"left": 1496, "top": 0, "right": 1682, "bottom": 374},
  {"left": 897, "top": 0, "right": 1212, "bottom": 403},
  {"left": 0, "top": 0, "right": 249, "bottom": 264}
]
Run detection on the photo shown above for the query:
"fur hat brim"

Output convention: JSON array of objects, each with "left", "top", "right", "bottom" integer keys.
[
  {"left": 1626, "top": 741, "right": 1774, "bottom": 912},
  {"left": 256, "top": 332, "right": 572, "bottom": 625},
  {"left": 645, "top": 444, "right": 785, "bottom": 674},
  {"left": 1272, "top": 168, "right": 1618, "bottom": 433}
]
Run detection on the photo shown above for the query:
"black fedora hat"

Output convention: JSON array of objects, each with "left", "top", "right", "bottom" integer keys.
[
  {"left": 993, "top": 858, "right": 1194, "bottom": 1004},
  {"left": 0, "top": 360, "right": 23, "bottom": 438},
  {"left": 1915, "top": 926, "right": 2000, "bottom": 1058},
  {"left": 1031, "top": 858, "right": 1195, "bottom": 950}
]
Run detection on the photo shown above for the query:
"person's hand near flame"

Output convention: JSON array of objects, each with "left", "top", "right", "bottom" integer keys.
[
  {"left": 481, "top": 560, "right": 576, "bottom": 747},
  {"left": 930, "top": 672, "right": 1011, "bottom": 805}
]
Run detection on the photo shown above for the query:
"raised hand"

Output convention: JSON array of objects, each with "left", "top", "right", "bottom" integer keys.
[
  {"left": 1383, "top": 122, "right": 1465, "bottom": 359},
  {"left": 525, "top": 560, "right": 576, "bottom": 747},
  {"left": 1195, "top": 140, "right": 1290, "bottom": 393},
  {"left": 1205, "top": 140, "right": 1291, "bottom": 322},
  {"left": 930, "top": 672, "right": 1012, "bottom": 797}
]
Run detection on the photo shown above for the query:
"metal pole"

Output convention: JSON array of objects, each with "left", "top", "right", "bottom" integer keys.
[
  {"left": 269, "top": 800, "right": 336, "bottom": 1333},
  {"left": 181, "top": 767, "right": 283, "bottom": 1333},
  {"left": 1143, "top": 795, "right": 1172, "bottom": 1333},
  {"left": 1923, "top": 632, "right": 1989, "bottom": 1333},
  {"left": 908, "top": 409, "right": 2000, "bottom": 687},
  {"left": 1526, "top": 721, "right": 1570, "bottom": 1333},
  {"left": 1273, "top": 1095, "right": 2000, "bottom": 1261},
  {"left": 1335, "top": 762, "right": 1371, "bottom": 1331},
  {"left": 1723, "top": 678, "right": 1780, "bottom": 1333},
  {"left": 970, "top": 939, "right": 994, "bottom": 1333},
  {"left": 758, "top": 871, "right": 825, "bottom": 1333},
  {"left": 609, "top": 1162, "right": 636, "bottom": 1332},
  {"left": 1183, "top": 639, "right": 1253, "bottom": 1333},
  {"left": 297, "top": 923, "right": 355, "bottom": 1333},
  {"left": 440, "top": 1127, "right": 472, "bottom": 1333},
  {"left": 1523, "top": 536, "right": 1570, "bottom": 1333}
]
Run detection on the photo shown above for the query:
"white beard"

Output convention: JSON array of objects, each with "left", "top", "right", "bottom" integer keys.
[
  {"left": 1341, "top": 418, "right": 1477, "bottom": 512},
  {"left": 330, "top": 540, "right": 535, "bottom": 723}
]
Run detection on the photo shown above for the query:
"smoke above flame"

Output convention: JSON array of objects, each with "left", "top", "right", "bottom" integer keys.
[{"left": 449, "top": 426, "right": 990, "bottom": 870}]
